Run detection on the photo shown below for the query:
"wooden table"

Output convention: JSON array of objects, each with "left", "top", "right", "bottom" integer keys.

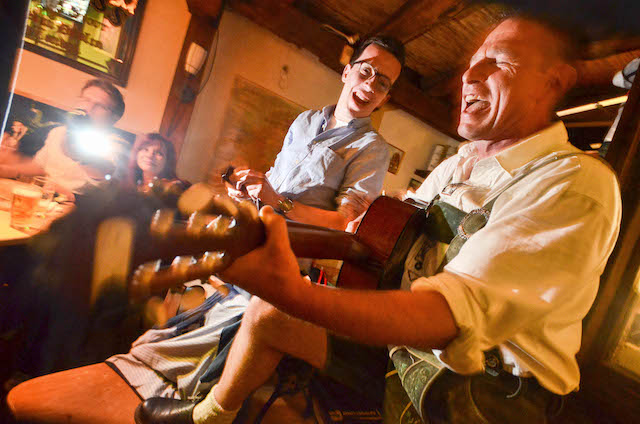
[
  {"left": 0, "top": 178, "right": 74, "bottom": 246},
  {"left": 0, "top": 210, "right": 34, "bottom": 245}
]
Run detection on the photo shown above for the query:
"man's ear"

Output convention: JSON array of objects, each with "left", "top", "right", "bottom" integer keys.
[
  {"left": 375, "top": 93, "right": 391, "bottom": 111},
  {"left": 342, "top": 64, "right": 352, "bottom": 83},
  {"left": 548, "top": 63, "right": 577, "bottom": 96}
]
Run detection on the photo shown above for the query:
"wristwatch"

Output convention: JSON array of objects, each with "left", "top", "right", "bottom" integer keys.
[{"left": 276, "top": 197, "right": 294, "bottom": 214}]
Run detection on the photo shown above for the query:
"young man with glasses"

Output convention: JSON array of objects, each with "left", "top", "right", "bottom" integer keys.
[
  {"left": 0, "top": 78, "right": 126, "bottom": 196},
  {"left": 225, "top": 36, "right": 404, "bottom": 231}
]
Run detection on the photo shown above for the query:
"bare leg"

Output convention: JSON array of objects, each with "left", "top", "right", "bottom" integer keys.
[
  {"left": 7, "top": 363, "right": 141, "bottom": 424},
  {"left": 214, "top": 296, "right": 328, "bottom": 411}
]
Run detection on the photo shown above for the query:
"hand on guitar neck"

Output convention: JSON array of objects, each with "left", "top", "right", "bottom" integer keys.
[
  {"left": 219, "top": 206, "right": 306, "bottom": 301},
  {"left": 129, "top": 196, "right": 378, "bottom": 300}
]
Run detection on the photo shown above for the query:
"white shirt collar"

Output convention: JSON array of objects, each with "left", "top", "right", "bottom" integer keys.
[{"left": 458, "top": 122, "right": 573, "bottom": 176}]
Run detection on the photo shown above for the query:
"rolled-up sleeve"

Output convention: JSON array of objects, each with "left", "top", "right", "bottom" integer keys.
[
  {"left": 336, "top": 139, "right": 390, "bottom": 220},
  {"left": 411, "top": 166, "right": 621, "bottom": 377}
]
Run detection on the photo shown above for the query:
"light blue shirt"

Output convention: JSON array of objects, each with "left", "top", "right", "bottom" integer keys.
[{"left": 267, "top": 105, "right": 390, "bottom": 217}]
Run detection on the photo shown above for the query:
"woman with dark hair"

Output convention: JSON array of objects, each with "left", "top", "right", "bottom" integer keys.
[{"left": 126, "top": 133, "right": 178, "bottom": 191}]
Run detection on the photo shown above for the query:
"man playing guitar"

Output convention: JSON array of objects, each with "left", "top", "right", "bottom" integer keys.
[{"left": 133, "top": 16, "right": 621, "bottom": 424}]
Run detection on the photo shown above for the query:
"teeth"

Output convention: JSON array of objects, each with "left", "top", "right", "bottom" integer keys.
[
  {"left": 355, "top": 92, "right": 369, "bottom": 103},
  {"left": 465, "top": 95, "right": 481, "bottom": 103}
]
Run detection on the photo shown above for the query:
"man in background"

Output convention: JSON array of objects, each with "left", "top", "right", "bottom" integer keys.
[{"left": 0, "top": 78, "right": 126, "bottom": 196}]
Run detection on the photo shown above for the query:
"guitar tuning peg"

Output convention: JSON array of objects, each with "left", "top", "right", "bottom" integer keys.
[
  {"left": 136, "top": 260, "right": 162, "bottom": 283},
  {"left": 130, "top": 260, "right": 162, "bottom": 299},
  {"left": 151, "top": 209, "right": 176, "bottom": 236},
  {"left": 200, "top": 251, "right": 228, "bottom": 273},
  {"left": 171, "top": 256, "right": 197, "bottom": 277},
  {"left": 187, "top": 212, "right": 218, "bottom": 235},
  {"left": 205, "top": 215, "right": 237, "bottom": 237},
  {"left": 210, "top": 195, "right": 239, "bottom": 217}
]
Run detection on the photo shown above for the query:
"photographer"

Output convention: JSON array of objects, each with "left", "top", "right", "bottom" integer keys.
[{"left": 0, "top": 79, "right": 126, "bottom": 196}]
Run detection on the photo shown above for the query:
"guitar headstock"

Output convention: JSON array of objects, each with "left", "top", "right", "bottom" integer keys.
[{"left": 129, "top": 196, "right": 265, "bottom": 300}]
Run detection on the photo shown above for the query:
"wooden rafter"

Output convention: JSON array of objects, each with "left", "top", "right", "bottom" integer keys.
[
  {"left": 227, "top": 0, "right": 459, "bottom": 138},
  {"left": 186, "top": 0, "right": 224, "bottom": 21},
  {"left": 370, "top": 0, "right": 465, "bottom": 44}
]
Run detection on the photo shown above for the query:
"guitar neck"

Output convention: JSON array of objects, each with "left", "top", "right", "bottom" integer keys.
[
  {"left": 130, "top": 219, "right": 376, "bottom": 298},
  {"left": 286, "top": 221, "right": 375, "bottom": 264}
]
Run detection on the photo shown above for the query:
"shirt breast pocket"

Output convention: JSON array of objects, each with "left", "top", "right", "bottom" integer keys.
[{"left": 304, "top": 145, "right": 346, "bottom": 190}]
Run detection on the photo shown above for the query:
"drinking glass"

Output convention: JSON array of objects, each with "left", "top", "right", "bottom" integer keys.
[
  {"left": 32, "top": 176, "right": 55, "bottom": 217},
  {"left": 10, "top": 186, "right": 42, "bottom": 232}
]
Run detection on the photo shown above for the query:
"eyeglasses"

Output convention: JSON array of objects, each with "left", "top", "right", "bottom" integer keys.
[{"left": 352, "top": 60, "right": 393, "bottom": 93}]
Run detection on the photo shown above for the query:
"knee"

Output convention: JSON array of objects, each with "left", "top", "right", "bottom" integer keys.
[
  {"left": 6, "top": 379, "right": 37, "bottom": 420},
  {"left": 243, "top": 297, "right": 288, "bottom": 338}
]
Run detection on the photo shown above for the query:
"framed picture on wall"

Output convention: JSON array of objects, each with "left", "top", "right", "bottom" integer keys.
[
  {"left": 387, "top": 143, "right": 405, "bottom": 174},
  {"left": 22, "top": 0, "right": 146, "bottom": 86},
  {"left": 209, "top": 77, "right": 307, "bottom": 192}
]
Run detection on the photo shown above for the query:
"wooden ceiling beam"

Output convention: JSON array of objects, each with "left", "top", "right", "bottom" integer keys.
[
  {"left": 554, "top": 48, "right": 640, "bottom": 109},
  {"left": 227, "top": 0, "right": 459, "bottom": 138},
  {"left": 370, "top": 0, "right": 464, "bottom": 44},
  {"left": 575, "top": 48, "right": 640, "bottom": 88},
  {"left": 186, "top": 0, "right": 224, "bottom": 20}
]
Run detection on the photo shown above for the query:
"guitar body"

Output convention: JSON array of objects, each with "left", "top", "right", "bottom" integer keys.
[{"left": 336, "top": 196, "right": 427, "bottom": 291}]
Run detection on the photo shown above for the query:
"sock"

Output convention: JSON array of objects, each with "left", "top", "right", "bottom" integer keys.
[{"left": 193, "top": 385, "right": 240, "bottom": 424}]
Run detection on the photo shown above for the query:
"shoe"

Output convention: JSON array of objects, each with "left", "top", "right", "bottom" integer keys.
[{"left": 134, "top": 398, "right": 196, "bottom": 424}]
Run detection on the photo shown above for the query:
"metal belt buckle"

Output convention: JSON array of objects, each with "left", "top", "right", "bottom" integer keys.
[{"left": 484, "top": 350, "right": 503, "bottom": 377}]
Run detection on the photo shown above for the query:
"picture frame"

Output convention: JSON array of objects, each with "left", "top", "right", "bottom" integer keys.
[
  {"left": 23, "top": 0, "right": 147, "bottom": 87},
  {"left": 387, "top": 143, "right": 405, "bottom": 174},
  {"left": 208, "top": 77, "right": 306, "bottom": 191}
]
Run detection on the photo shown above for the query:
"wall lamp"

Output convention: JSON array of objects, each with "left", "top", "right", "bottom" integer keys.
[{"left": 181, "top": 42, "right": 208, "bottom": 103}]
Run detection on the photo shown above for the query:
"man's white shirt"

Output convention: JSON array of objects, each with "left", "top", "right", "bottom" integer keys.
[
  {"left": 406, "top": 122, "right": 621, "bottom": 395},
  {"left": 34, "top": 126, "right": 122, "bottom": 194}
]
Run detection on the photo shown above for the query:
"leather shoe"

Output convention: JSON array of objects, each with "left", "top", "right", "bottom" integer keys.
[{"left": 134, "top": 398, "right": 196, "bottom": 424}]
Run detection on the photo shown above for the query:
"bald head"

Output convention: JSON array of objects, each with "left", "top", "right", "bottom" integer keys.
[
  {"left": 458, "top": 17, "right": 577, "bottom": 150},
  {"left": 493, "top": 18, "right": 576, "bottom": 69}
]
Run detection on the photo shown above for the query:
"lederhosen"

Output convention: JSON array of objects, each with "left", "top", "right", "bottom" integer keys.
[{"left": 384, "top": 152, "right": 596, "bottom": 423}]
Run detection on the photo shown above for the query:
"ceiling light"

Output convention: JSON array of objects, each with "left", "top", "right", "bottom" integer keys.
[{"left": 556, "top": 95, "right": 628, "bottom": 117}]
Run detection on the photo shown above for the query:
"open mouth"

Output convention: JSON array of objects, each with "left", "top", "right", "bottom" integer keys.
[
  {"left": 352, "top": 91, "right": 372, "bottom": 107},
  {"left": 464, "top": 94, "right": 489, "bottom": 113}
]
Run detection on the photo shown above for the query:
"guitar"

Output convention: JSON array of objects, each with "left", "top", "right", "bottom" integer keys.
[
  {"left": 127, "top": 195, "right": 427, "bottom": 300},
  {"left": 91, "top": 193, "right": 448, "bottom": 422}
]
